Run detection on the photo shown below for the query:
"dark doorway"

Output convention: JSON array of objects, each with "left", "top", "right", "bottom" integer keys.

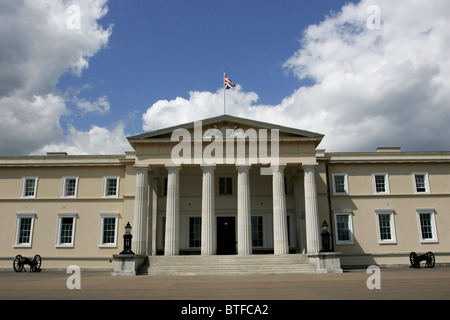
[{"left": 217, "top": 217, "right": 236, "bottom": 255}]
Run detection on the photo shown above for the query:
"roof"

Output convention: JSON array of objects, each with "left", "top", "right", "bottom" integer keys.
[{"left": 127, "top": 114, "right": 324, "bottom": 141}]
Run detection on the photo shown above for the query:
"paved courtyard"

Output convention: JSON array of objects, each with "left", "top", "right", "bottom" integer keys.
[
  {"left": 0, "top": 267, "right": 449, "bottom": 300},
  {"left": 1, "top": 267, "right": 447, "bottom": 318}
]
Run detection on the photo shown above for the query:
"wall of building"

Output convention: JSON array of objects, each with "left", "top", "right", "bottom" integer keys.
[
  {"left": 0, "top": 161, "right": 135, "bottom": 270},
  {"left": 327, "top": 161, "right": 450, "bottom": 266}
]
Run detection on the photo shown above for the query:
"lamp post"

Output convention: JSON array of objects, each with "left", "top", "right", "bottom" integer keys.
[
  {"left": 320, "top": 220, "right": 332, "bottom": 252},
  {"left": 120, "top": 222, "right": 135, "bottom": 255}
]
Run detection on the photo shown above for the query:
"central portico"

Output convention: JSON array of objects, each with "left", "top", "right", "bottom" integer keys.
[{"left": 127, "top": 115, "right": 326, "bottom": 259}]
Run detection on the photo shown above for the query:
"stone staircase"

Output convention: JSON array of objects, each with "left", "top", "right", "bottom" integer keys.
[{"left": 138, "top": 254, "right": 317, "bottom": 276}]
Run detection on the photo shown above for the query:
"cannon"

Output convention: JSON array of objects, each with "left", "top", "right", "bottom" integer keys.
[
  {"left": 13, "top": 255, "right": 42, "bottom": 272},
  {"left": 409, "top": 251, "right": 435, "bottom": 268}
]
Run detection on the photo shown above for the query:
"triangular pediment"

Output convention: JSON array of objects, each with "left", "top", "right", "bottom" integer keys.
[{"left": 128, "top": 114, "right": 324, "bottom": 142}]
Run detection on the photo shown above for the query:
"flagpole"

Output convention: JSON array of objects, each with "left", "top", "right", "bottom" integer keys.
[{"left": 223, "top": 71, "right": 226, "bottom": 114}]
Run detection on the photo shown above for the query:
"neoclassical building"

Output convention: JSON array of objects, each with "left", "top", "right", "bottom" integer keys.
[{"left": 1, "top": 115, "right": 449, "bottom": 273}]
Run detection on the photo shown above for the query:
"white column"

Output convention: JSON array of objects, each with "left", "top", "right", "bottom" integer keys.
[
  {"left": 201, "top": 165, "right": 216, "bottom": 255},
  {"left": 150, "top": 177, "right": 158, "bottom": 256},
  {"left": 237, "top": 165, "right": 252, "bottom": 255},
  {"left": 294, "top": 173, "right": 307, "bottom": 253},
  {"left": 164, "top": 165, "right": 181, "bottom": 256},
  {"left": 272, "top": 165, "right": 289, "bottom": 254},
  {"left": 132, "top": 165, "right": 149, "bottom": 256},
  {"left": 303, "top": 164, "right": 321, "bottom": 254}
]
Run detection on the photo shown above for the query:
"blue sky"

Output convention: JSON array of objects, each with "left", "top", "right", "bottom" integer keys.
[
  {"left": 1, "top": 0, "right": 449, "bottom": 155},
  {"left": 58, "top": 0, "right": 355, "bottom": 135}
]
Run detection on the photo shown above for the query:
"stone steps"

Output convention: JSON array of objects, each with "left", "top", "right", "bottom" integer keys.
[{"left": 138, "top": 254, "right": 317, "bottom": 276}]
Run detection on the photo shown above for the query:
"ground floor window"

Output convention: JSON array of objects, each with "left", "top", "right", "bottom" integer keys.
[
  {"left": 375, "top": 210, "right": 396, "bottom": 244},
  {"left": 334, "top": 211, "right": 354, "bottom": 244},
  {"left": 189, "top": 217, "right": 201, "bottom": 248},
  {"left": 416, "top": 209, "right": 438, "bottom": 243},
  {"left": 56, "top": 214, "right": 77, "bottom": 247},
  {"left": 251, "top": 216, "right": 263, "bottom": 247},
  {"left": 14, "top": 213, "right": 35, "bottom": 247},
  {"left": 99, "top": 213, "right": 119, "bottom": 247}
]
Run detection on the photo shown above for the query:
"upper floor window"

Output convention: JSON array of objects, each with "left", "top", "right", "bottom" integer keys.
[
  {"left": 332, "top": 173, "right": 348, "bottom": 195},
  {"left": 219, "top": 177, "right": 233, "bottom": 195},
  {"left": 103, "top": 176, "right": 120, "bottom": 198},
  {"left": 413, "top": 173, "right": 430, "bottom": 193},
  {"left": 14, "top": 213, "right": 36, "bottom": 247},
  {"left": 21, "top": 177, "right": 38, "bottom": 198},
  {"left": 373, "top": 173, "right": 390, "bottom": 194},
  {"left": 62, "top": 177, "right": 79, "bottom": 198}
]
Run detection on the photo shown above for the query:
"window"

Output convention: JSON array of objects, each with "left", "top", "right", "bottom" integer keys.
[
  {"left": 416, "top": 209, "right": 438, "bottom": 243},
  {"left": 251, "top": 216, "right": 263, "bottom": 247},
  {"left": 189, "top": 217, "right": 201, "bottom": 248},
  {"left": 332, "top": 174, "right": 348, "bottom": 195},
  {"left": 62, "top": 177, "right": 79, "bottom": 198},
  {"left": 334, "top": 211, "right": 354, "bottom": 244},
  {"left": 373, "top": 173, "right": 390, "bottom": 194},
  {"left": 413, "top": 173, "right": 430, "bottom": 193},
  {"left": 103, "top": 176, "right": 120, "bottom": 197},
  {"left": 56, "top": 214, "right": 77, "bottom": 247},
  {"left": 14, "top": 214, "right": 36, "bottom": 247},
  {"left": 375, "top": 210, "right": 396, "bottom": 244},
  {"left": 21, "top": 177, "right": 38, "bottom": 198},
  {"left": 99, "top": 213, "right": 119, "bottom": 247},
  {"left": 163, "top": 178, "right": 168, "bottom": 196},
  {"left": 219, "top": 177, "right": 233, "bottom": 195}
]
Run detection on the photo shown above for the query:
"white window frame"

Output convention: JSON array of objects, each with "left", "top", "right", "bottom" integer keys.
[
  {"left": 103, "top": 176, "right": 120, "bottom": 198},
  {"left": 98, "top": 213, "right": 119, "bottom": 247},
  {"left": 375, "top": 210, "right": 397, "bottom": 244},
  {"left": 416, "top": 209, "right": 438, "bottom": 243},
  {"left": 412, "top": 172, "right": 430, "bottom": 194},
  {"left": 56, "top": 213, "right": 77, "bottom": 247},
  {"left": 61, "top": 176, "right": 79, "bottom": 198},
  {"left": 21, "top": 177, "right": 38, "bottom": 198},
  {"left": 14, "top": 213, "right": 36, "bottom": 247},
  {"left": 332, "top": 173, "right": 349, "bottom": 195},
  {"left": 372, "top": 173, "right": 390, "bottom": 194},
  {"left": 333, "top": 210, "right": 354, "bottom": 245}
]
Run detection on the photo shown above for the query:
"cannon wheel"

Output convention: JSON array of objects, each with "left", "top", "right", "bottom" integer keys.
[
  {"left": 13, "top": 255, "right": 24, "bottom": 272},
  {"left": 425, "top": 252, "right": 435, "bottom": 268},
  {"left": 32, "top": 255, "right": 42, "bottom": 272},
  {"left": 409, "top": 252, "right": 418, "bottom": 268}
]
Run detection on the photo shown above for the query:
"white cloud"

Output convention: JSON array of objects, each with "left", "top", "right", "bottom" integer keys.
[
  {"left": 142, "top": 85, "right": 259, "bottom": 131},
  {"left": 142, "top": 0, "right": 450, "bottom": 152},
  {"left": 38, "top": 122, "right": 131, "bottom": 155},
  {"left": 0, "top": 0, "right": 116, "bottom": 155},
  {"left": 75, "top": 95, "right": 111, "bottom": 114}
]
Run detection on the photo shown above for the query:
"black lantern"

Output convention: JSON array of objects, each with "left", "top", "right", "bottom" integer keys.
[
  {"left": 120, "top": 222, "right": 135, "bottom": 255},
  {"left": 320, "top": 220, "right": 332, "bottom": 252}
]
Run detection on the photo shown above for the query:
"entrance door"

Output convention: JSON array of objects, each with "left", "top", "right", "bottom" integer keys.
[{"left": 217, "top": 217, "right": 236, "bottom": 255}]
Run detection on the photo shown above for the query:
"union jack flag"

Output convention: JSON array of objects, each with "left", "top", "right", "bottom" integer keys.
[{"left": 224, "top": 73, "right": 235, "bottom": 89}]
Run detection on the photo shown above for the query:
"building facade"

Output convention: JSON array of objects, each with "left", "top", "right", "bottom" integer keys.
[{"left": 1, "top": 115, "right": 449, "bottom": 270}]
